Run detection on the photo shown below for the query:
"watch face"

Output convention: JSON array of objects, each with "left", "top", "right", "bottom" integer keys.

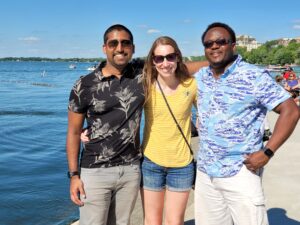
[{"left": 264, "top": 148, "right": 274, "bottom": 158}]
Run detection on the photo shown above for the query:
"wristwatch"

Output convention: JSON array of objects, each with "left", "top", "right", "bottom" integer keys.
[
  {"left": 262, "top": 146, "right": 274, "bottom": 159},
  {"left": 67, "top": 171, "right": 80, "bottom": 179}
]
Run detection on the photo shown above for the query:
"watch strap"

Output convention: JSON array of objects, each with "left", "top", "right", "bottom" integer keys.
[{"left": 67, "top": 171, "right": 80, "bottom": 178}]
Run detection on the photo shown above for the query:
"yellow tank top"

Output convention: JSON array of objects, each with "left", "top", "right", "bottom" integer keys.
[{"left": 142, "top": 78, "right": 197, "bottom": 167}]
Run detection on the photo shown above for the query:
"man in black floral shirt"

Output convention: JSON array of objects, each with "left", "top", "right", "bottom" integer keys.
[{"left": 66, "top": 24, "right": 144, "bottom": 225}]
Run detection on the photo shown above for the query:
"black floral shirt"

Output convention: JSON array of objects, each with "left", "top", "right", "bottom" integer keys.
[{"left": 68, "top": 59, "right": 145, "bottom": 168}]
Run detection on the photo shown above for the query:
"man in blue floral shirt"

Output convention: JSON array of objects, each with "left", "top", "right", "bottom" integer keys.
[{"left": 194, "top": 22, "right": 299, "bottom": 225}]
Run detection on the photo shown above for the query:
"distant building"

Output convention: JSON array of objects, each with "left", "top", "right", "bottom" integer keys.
[
  {"left": 236, "top": 35, "right": 261, "bottom": 51},
  {"left": 277, "top": 37, "right": 300, "bottom": 46}
]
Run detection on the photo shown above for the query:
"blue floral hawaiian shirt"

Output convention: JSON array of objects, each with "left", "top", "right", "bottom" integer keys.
[{"left": 195, "top": 55, "right": 290, "bottom": 177}]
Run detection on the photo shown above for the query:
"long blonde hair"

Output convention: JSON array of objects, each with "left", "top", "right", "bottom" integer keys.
[{"left": 143, "top": 36, "right": 191, "bottom": 103}]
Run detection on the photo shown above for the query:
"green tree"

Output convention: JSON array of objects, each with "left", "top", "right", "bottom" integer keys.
[{"left": 236, "top": 46, "right": 247, "bottom": 58}]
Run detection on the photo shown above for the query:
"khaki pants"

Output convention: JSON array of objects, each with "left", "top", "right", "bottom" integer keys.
[
  {"left": 195, "top": 165, "right": 269, "bottom": 225},
  {"left": 79, "top": 162, "right": 141, "bottom": 225}
]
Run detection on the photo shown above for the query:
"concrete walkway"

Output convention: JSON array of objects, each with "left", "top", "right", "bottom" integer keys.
[{"left": 72, "top": 111, "right": 300, "bottom": 225}]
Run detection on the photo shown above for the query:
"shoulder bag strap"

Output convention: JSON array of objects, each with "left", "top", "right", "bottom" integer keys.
[{"left": 156, "top": 79, "right": 194, "bottom": 156}]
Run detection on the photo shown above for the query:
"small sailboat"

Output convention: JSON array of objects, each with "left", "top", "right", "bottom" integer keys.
[
  {"left": 41, "top": 70, "right": 46, "bottom": 77},
  {"left": 69, "top": 64, "right": 76, "bottom": 69}
]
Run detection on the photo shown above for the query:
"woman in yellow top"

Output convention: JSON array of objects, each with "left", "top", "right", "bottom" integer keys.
[{"left": 141, "top": 36, "right": 197, "bottom": 225}]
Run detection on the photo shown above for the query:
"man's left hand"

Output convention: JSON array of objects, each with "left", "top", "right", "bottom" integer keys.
[{"left": 243, "top": 151, "right": 269, "bottom": 172}]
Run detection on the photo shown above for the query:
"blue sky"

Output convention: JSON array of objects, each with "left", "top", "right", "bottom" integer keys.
[{"left": 1, "top": 0, "right": 300, "bottom": 58}]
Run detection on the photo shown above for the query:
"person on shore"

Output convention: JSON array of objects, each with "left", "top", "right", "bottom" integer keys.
[
  {"left": 283, "top": 66, "right": 296, "bottom": 80},
  {"left": 141, "top": 36, "right": 196, "bottom": 225},
  {"left": 282, "top": 73, "right": 300, "bottom": 104},
  {"left": 286, "top": 73, "right": 299, "bottom": 89},
  {"left": 194, "top": 22, "right": 300, "bottom": 225},
  {"left": 67, "top": 24, "right": 207, "bottom": 225}
]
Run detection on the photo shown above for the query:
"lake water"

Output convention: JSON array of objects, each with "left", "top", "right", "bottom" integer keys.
[
  {"left": 0, "top": 61, "right": 88, "bottom": 225},
  {"left": 0, "top": 61, "right": 299, "bottom": 225}
]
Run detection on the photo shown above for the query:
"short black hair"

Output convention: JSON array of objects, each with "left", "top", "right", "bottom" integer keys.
[
  {"left": 103, "top": 24, "right": 134, "bottom": 44},
  {"left": 202, "top": 22, "right": 236, "bottom": 44}
]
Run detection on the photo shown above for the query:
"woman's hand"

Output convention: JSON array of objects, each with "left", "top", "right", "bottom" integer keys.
[{"left": 80, "top": 129, "right": 90, "bottom": 143}]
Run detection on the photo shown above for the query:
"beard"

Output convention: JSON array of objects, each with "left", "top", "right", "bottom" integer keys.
[{"left": 209, "top": 54, "right": 237, "bottom": 70}]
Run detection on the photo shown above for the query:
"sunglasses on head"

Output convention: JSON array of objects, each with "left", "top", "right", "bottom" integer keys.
[
  {"left": 106, "top": 39, "right": 132, "bottom": 49},
  {"left": 153, "top": 53, "right": 177, "bottom": 64},
  {"left": 203, "top": 38, "right": 231, "bottom": 49}
]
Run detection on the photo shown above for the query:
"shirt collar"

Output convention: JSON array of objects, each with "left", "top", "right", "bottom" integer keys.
[
  {"left": 94, "top": 60, "right": 136, "bottom": 81},
  {"left": 93, "top": 61, "right": 107, "bottom": 81},
  {"left": 207, "top": 54, "right": 243, "bottom": 79}
]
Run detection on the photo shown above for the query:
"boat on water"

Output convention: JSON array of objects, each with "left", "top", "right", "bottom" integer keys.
[
  {"left": 266, "top": 65, "right": 287, "bottom": 72},
  {"left": 69, "top": 64, "right": 76, "bottom": 69},
  {"left": 87, "top": 64, "right": 97, "bottom": 71}
]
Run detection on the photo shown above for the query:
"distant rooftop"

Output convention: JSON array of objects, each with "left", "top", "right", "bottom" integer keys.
[
  {"left": 277, "top": 37, "right": 300, "bottom": 46},
  {"left": 236, "top": 35, "right": 261, "bottom": 51}
]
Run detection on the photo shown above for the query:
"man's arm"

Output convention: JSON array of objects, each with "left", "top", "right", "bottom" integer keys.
[
  {"left": 266, "top": 98, "right": 300, "bottom": 151},
  {"left": 66, "top": 111, "right": 85, "bottom": 206},
  {"left": 185, "top": 61, "right": 209, "bottom": 75},
  {"left": 244, "top": 98, "right": 300, "bottom": 171}
]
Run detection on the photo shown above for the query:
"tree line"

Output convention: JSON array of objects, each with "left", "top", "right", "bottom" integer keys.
[
  {"left": 184, "top": 40, "right": 300, "bottom": 65},
  {"left": 1, "top": 40, "right": 299, "bottom": 65},
  {"left": 236, "top": 40, "right": 300, "bottom": 65},
  {"left": 0, "top": 57, "right": 103, "bottom": 62}
]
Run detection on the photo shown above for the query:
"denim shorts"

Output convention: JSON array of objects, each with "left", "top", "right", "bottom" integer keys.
[{"left": 141, "top": 156, "right": 195, "bottom": 192}]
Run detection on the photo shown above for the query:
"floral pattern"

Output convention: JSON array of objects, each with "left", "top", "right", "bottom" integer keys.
[
  {"left": 195, "top": 55, "right": 290, "bottom": 177},
  {"left": 68, "top": 59, "right": 145, "bottom": 168}
]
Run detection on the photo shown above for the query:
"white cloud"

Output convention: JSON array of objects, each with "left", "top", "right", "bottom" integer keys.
[
  {"left": 19, "top": 36, "right": 40, "bottom": 42},
  {"left": 292, "top": 24, "right": 300, "bottom": 29},
  {"left": 147, "top": 29, "right": 160, "bottom": 34},
  {"left": 138, "top": 24, "right": 148, "bottom": 28},
  {"left": 183, "top": 19, "right": 191, "bottom": 23}
]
